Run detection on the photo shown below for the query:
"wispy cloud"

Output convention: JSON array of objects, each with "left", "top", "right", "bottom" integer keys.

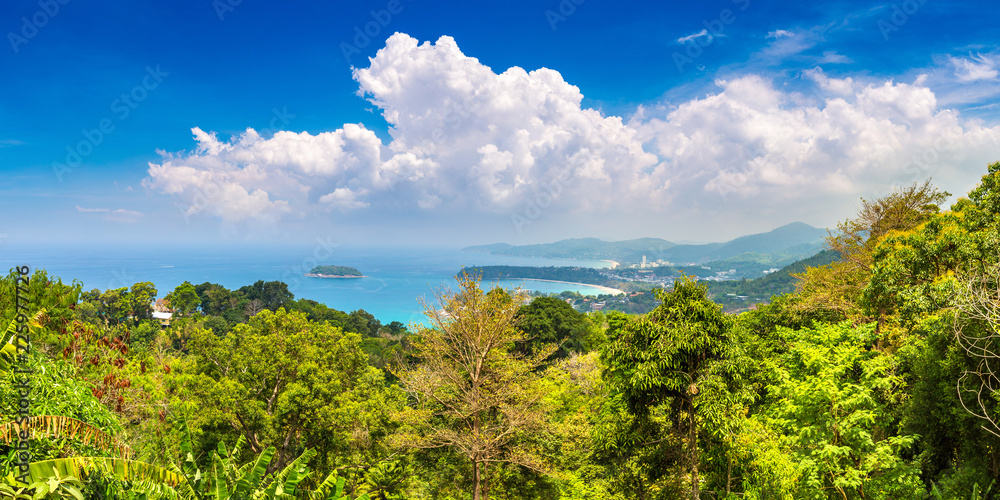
[
  {"left": 76, "top": 206, "right": 144, "bottom": 222},
  {"left": 767, "top": 29, "right": 794, "bottom": 38},
  {"left": 951, "top": 52, "right": 999, "bottom": 82},
  {"left": 677, "top": 29, "right": 712, "bottom": 44},
  {"left": 0, "top": 139, "right": 24, "bottom": 147},
  {"left": 817, "top": 50, "right": 852, "bottom": 64}
]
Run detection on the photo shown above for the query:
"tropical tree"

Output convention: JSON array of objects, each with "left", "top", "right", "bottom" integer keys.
[
  {"left": 394, "top": 275, "right": 555, "bottom": 500},
  {"left": 766, "top": 322, "right": 922, "bottom": 499},
  {"left": 599, "top": 277, "right": 732, "bottom": 500},
  {"left": 167, "top": 282, "right": 202, "bottom": 318},
  {"left": 795, "top": 180, "right": 949, "bottom": 329},
  {"left": 517, "top": 296, "right": 598, "bottom": 358},
  {"left": 184, "top": 308, "right": 402, "bottom": 477}
]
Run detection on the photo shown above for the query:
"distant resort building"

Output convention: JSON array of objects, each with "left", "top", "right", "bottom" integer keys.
[{"left": 152, "top": 311, "right": 173, "bottom": 327}]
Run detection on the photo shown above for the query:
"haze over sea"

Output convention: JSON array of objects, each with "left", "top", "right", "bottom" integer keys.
[{"left": 0, "top": 244, "right": 611, "bottom": 325}]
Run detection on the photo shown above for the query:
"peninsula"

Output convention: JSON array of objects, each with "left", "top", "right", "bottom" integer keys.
[{"left": 305, "top": 265, "right": 366, "bottom": 278}]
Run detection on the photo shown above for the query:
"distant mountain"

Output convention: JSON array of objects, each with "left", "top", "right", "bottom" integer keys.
[
  {"left": 463, "top": 222, "right": 828, "bottom": 266},
  {"left": 717, "top": 222, "right": 828, "bottom": 256},
  {"left": 465, "top": 237, "right": 677, "bottom": 263}
]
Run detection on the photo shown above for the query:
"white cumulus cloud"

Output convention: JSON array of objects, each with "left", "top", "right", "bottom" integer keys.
[{"left": 145, "top": 33, "right": 1000, "bottom": 240}]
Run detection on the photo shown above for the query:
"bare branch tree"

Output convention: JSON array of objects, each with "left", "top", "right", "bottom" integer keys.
[
  {"left": 954, "top": 263, "right": 1000, "bottom": 437},
  {"left": 393, "top": 274, "right": 555, "bottom": 500}
]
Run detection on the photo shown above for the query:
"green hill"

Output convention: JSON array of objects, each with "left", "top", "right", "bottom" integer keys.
[
  {"left": 706, "top": 250, "right": 840, "bottom": 311},
  {"left": 460, "top": 266, "right": 613, "bottom": 287}
]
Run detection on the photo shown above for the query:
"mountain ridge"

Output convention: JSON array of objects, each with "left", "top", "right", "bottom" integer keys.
[{"left": 463, "top": 222, "right": 828, "bottom": 266}]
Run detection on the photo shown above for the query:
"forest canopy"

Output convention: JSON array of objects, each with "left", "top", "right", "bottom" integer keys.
[{"left": 3, "top": 161, "right": 1000, "bottom": 499}]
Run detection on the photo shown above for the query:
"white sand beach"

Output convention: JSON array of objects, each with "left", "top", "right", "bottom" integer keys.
[{"left": 515, "top": 278, "right": 624, "bottom": 295}]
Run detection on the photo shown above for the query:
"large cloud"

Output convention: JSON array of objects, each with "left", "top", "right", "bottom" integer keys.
[
  {"left": 635, "top": 71, "right": 1000, "bottom": 210},
  {"left": 146, "top": 34, "right": 657, "bottom": 224},
  {"left": 146, "top": 33, "right": 1000, "bottom": 239}
]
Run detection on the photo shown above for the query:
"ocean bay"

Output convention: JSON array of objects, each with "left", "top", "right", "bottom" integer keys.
[{"left": 0, "top": 244, "right": 612, "bottom": 324}]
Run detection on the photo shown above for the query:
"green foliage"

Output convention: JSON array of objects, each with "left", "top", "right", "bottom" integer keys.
[
  {"left": 0, "top": 269, "right": 81, "bottom": 349},
  {"left": 8, "top": 162, "right": 1000, "bottom": 499},
  {"left": 184, "top": 308, "right": 402, "bottom": 476},
  {"left": 236, "top": 281, "right": 294, "bottom": 313},
  {"left": 599, "top": 277, "right": 732, "bottom": 499},
  {"left": 395, "top": 275, "right": 555, "bottom": 500},
  {"left": 766, "top": 322, "right": 922, "bottom": 499},
  {"left": 2, "top": 466, "right": 86, "bottom": 500},
  {"left": 167, "top": 282, "right": 201, "bottom": 317},
  {"left": 706, "top": 250, "right": 841, "bottom": 311},
  {"left": 461, "top": 265, "right": 613, "bottom": 287},
  {"left": 517, "top": 296, "right": 599, "bottom": 358}
]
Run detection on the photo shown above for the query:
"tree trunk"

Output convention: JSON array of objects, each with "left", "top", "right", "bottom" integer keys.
[
  {"left": 473, "top": 460, "right": 482, "bottom": 500},
  {"left": 726, "top": 455, "right": 732, "bottom": 495},
  {"left": 689, "top": 398, "right": 700, "bottom": 500}
]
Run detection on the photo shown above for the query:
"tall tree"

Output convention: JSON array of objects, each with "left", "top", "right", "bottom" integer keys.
[
  {"left": 516, "top": 296, "right": 597, "bottom": 358},
  {"left": 166, "top": 281, "right": 201, "bottom": 317},
  {"left": 128, "top": 281, "right": 157, "bottom": 323},
  {"left": 395, "top": 275, "right": 554, "bottom": 500},
  {"left": 796, "top": 179, "right": 949, "bottom": 329},
  {"left": 600, "top": 277, "right": 731, "bottom": 500},
  {"left": 237, "top": 280, "right": 294, "bottom": 312}
]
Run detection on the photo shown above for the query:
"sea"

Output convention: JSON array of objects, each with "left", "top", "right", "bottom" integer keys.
[{"left": 0, "top": 243, "right": 612, "bottom": 325}]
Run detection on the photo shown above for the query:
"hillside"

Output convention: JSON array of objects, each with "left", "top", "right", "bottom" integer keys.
[
  {"left": 706, "top": 249, "right": 841, "bottom": 311},
  {"left": 460, "top": 265, "right": 613, "bottom": 287}
]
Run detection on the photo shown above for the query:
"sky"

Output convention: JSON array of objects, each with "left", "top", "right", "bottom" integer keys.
[{"left": 1, "top": 0, "right": 999, "bottom": 248}]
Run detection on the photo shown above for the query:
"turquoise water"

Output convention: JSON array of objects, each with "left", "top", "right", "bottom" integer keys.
[{"left": 0, "top": 244, "right": 612, "bottom": 325}]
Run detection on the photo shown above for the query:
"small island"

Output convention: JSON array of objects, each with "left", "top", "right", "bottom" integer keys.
[{"left": 305, "top": 265, "right": 366, "bottom": 278}]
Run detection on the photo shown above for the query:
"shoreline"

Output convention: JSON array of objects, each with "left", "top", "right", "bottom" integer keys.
[
  {"left": 507, "top": 278, "right": 624, "bottom": 296},
  {"left": 600, "top": 259, "right": 619, "bottom": 269}
]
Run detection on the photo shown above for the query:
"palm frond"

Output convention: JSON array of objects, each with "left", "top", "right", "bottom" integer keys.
[{"left": 0, "top": 415, "right": 133, "bottom": 457}]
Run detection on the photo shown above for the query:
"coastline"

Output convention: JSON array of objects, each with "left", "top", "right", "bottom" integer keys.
[
  {"left": 510, "top": 278, "right": 624, "bottom": 295},
  {"left": 601, "top": 259, "right": 619, "bottom": 269}
]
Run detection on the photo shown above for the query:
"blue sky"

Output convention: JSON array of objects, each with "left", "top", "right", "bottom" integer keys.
[{"left": 1, "top": 0, "right": 998, "bottom": 247}]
